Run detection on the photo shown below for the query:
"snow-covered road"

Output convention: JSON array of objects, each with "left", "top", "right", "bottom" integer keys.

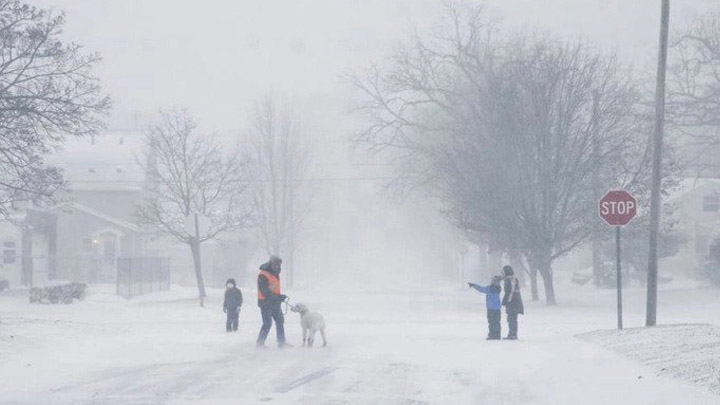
[{"left": 2, "top": 283, "right": 720, "bottom": 404}]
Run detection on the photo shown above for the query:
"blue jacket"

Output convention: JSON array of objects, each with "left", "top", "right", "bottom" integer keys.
[{"left": 470, "top": 283, "right": 502, "bottom": 310}]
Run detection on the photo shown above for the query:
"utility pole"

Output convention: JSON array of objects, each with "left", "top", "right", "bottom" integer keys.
[{"left": 647, "top": 0, "right": 670, "bottom": 327}]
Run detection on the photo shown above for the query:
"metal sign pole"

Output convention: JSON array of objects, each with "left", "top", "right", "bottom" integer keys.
[
  {"left": 600, "top": 190, "right": 635, "bottom": 330},
  {"left": 616, "top": 225, "right": 623, "bottom": 330}
]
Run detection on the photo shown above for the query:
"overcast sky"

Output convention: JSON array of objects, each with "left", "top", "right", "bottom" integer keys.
[{"left": 32, "top": 0, "right": 716, "bottom": 136}]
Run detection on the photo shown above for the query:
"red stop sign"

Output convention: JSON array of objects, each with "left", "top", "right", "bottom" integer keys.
[{"left": 599, "top": 190, "right": 637, "bottom": 226}]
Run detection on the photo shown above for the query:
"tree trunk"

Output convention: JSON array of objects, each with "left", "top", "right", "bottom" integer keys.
[
  {"left": 529, "top": 248, "right": 556, "bottom": 305},
  {"left": 458, "top": 252, "right": 466, "bottom": 288},
  {"left": 48, "top": 216, "right": 58, "bottom": 280},
  {"left": 189, "top": 238, "right": 206, "bottom": 307},
  {"left": 477, "top": 243, "right": 488, "bottom": 281},
  {"left": 509, "top": 251, "right": 526, "bottom": 288},
  {"left": 489, "top": 249, "right": 502, "bottom": 276},
  {"left": 286, "top": 247, "right": 295, "bottom": 289},
  {"left": 21, "top": 224, "right": 33, "bottom": 287},
  {"left": 592, "top": 237, "right": 602, "bottom": 286},
  {"left": 529, "top": 268, "right": 539, "bottom": 301},
  {"left": 539, "top": 264, "right": 557, "bottom": 306}
]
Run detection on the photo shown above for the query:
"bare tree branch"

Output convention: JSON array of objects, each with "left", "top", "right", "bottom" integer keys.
[
  {"left": 0, "top": 0, "right": 110, "bottom": 216},
  {"left": 137, "top": 108, "right": 252, "bottom": 303}
]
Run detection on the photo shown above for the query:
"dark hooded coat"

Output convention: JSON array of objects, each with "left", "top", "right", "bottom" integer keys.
[
  {"left": 502, "top": 276, "right": 525, "bottom": 315},
  {"left": 223, "top": 279, "right": 243, "bottom": 311}
]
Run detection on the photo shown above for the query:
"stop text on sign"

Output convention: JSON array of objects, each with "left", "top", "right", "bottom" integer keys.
[
  {"left": 599, "top": 189, "right": 638, "bottom": 227},
  {"left": 600, "top": 200, "right": 636, "bottom": 216}
]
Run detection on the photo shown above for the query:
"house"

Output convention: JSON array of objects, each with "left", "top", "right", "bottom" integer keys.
[
  {"left": 42, "top": 132, "right": 154, "bottom": 283},
  {"left": 0, "top": 132, "right": 161, "bottom": 288},
  {"left": 0, "top": 208, "right": 55, "bottom": 288},
  {"left": 51, "top": 201, "right": 147, "bottom": 282},
  {"left": 0, "top": 130, "right": 251, "bottom": 290},
  {"left": 666, "top": 177, "right": 720, "bottom": 271}
]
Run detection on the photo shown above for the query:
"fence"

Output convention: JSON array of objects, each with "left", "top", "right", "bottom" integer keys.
[{"left": 116, "top": 257, "right": 171, "bottom": 298}]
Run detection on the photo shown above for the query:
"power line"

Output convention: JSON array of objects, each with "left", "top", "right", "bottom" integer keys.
[{"left": 66, "top": 176, "right": 394, "bottom": 185}]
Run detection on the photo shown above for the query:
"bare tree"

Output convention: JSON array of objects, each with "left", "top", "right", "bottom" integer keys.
[
  {"left": 0, "top": 0, "right": 110, "bottom": 214},
  {"left": 353, "top": 2, "right": 650, "bottom": 305},
  {"left": 668, "top": 8, "right": 720, "bottom": 174},
  {"left": 246, "top": 96, "right": 313, "bottom": 288},
  {"left": 138, "top": 109, "right": 251, "bottom": 306},
  {"left": 669, "top": 10, "right": 720, "bottom": 132}
]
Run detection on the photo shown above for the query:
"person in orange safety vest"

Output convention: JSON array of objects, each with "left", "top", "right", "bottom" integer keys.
[{"left": 256, "top": 255, "right": 288, "bottom": 348}]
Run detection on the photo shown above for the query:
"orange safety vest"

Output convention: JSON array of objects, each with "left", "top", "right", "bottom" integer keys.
[{"left": 257, "top": 270, "right": 281, "bottom": 301}]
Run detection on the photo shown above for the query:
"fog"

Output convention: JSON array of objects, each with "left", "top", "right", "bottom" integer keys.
[
  {"left": 3, "top": 1, "right": 720, "bottom": 403},
  {"left": 25, "top": 0, "right": 713, "bottom": 288}
]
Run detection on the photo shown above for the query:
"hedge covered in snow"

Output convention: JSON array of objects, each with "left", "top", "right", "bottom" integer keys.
[{"left": 29, "top": 283, "right": 87, "bottom": 304}]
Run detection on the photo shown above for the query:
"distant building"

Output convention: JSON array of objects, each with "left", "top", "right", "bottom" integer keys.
[
  {"left": 0, "top": 131, "right": 248, "bottom": 289},
  {"left": 667, "top": 177, "right": 720, "bottom": 271},
  {"left": 48, "top": 131, "right": 150, "bottom": 283},
  {"left": 0, "top": 208, "right": 55, "bottom": 288}
]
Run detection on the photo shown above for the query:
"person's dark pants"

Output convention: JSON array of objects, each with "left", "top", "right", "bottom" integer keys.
[
  {"left": 487, "top": 309, "right": 501, "bottom": 339},
  {"left": 507, "top": 311, "right": 519, "bottom": 338},
  {"left": 257, "top": 303, "right": 285, "bottom": 346},
  {"left": 226, "top": 308, "right": 239, "bottom": 332}
]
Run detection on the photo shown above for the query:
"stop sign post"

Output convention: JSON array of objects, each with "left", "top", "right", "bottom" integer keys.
[{"left": 599, "top": 190, "right": 637, "bottom": 330}]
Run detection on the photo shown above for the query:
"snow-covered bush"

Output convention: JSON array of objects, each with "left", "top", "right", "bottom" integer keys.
[{"left": 29, "top": 283, "right": 87, "bottom": 304}]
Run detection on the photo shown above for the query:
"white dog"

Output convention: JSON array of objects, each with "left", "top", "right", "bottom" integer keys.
[{"left": 290, "top": 303, "right": 327, "bottom": 347}]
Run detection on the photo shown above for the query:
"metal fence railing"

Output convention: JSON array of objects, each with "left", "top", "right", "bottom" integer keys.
[{"left": 116, "top": 257, "right": 171, "bottom": 298}]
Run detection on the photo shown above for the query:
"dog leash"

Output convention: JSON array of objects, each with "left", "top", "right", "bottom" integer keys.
[{"left": 282, "top": 296, "right": 297, "bottom": 315}]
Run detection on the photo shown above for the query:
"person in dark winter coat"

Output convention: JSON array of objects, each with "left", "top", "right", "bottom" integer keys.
[
  {"left": 256, "top": 255, "right": 288, "bottom": 348},
  {"left": 469, "top": 275, "right": 504, "bottom": 340},
  {"left": 501, "top": 265, "right": 524, "bottom": 340},
  {"left": 223, "top": 278, "right": 243, "bottom": 332}
]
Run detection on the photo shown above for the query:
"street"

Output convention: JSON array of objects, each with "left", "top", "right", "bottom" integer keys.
[{"left": 1, "top": 282, "right": 719, "bottom": 404}]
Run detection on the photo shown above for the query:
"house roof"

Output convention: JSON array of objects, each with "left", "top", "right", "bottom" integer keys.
[
  {"left": 666, "top": 177, "right": 720, "bottom": 204},
  {"left": 47, "top": 131, "right": 147, "bottom": 191},
  {"left": 51, "top": 201, "right": 141, "bottom": 233}
]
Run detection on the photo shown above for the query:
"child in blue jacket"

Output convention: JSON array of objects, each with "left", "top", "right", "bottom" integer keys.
[{"left": 468, "top": 275, "right": 503, "bottom": 340}]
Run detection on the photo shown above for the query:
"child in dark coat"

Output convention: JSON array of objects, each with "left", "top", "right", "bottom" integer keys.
[
  {"left": 469, "top": 275, "right": 504, "bottom": 340},
  {"left": 501, "top": 265, "right": 524, "bottom": 340},
  {"left": 223, "top": 278, "right": 243, "bottom": 332}
]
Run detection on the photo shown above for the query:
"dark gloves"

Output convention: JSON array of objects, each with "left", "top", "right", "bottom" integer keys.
[
  {"left": 468, "top": 282, "right": 475, "bottom": 288},
  {"left": 279, "top": 294, "right": 288, "bottom": 301}
]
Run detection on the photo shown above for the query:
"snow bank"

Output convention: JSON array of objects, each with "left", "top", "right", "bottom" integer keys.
[{"left": 579, "top": 324, "right": 720, "bottom": 395}]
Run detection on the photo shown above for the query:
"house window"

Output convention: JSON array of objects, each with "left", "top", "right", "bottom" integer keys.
[
  {"left": 703, "top": 196, "right": 720, "bottom": 212},
  {"left": 3, "top": 241, "right": 16, "bottom": 264}
]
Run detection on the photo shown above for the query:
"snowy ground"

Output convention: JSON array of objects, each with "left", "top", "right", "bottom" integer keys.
[
  {"left": 579, "top": 324, "right": 720, "bottom": 395},
  {"left": 2, "top": 280, "right": 720, "bottom": 404}
]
